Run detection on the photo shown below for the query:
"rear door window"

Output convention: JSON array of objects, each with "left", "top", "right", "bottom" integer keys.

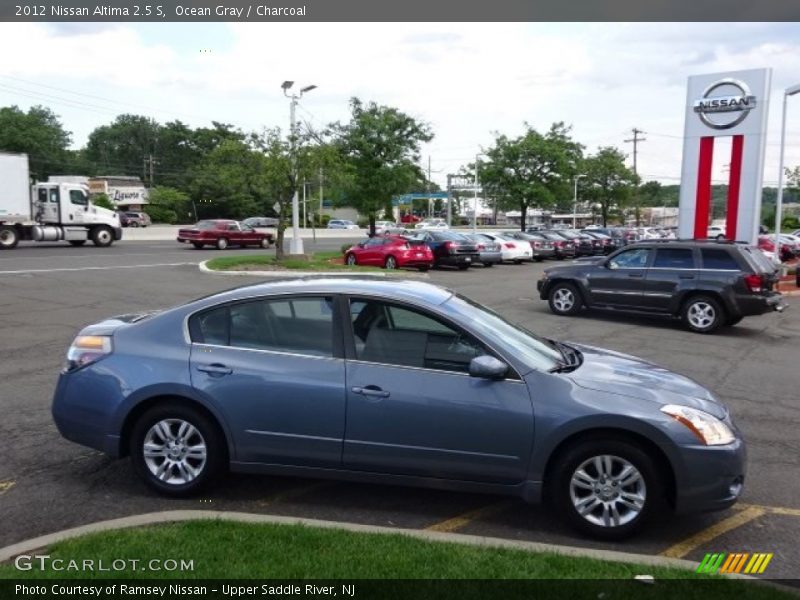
[
  {"left": 653, "top": 248, "right": 695, "bottom": 269},
  {"left": 700, "top": 249, "right": 741, "bottom": 270}
]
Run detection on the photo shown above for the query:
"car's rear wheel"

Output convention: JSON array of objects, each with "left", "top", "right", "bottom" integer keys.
[
  {"left": 130, "top": 403, "right": 226, "bottom": 497},
  {"left": 457, "top": 264, "right": 470, "bottom": 270},
  {"left": 418, "top": 265, "right": 430, "bottom": 272},
  {"left": 385, "top": 255, "right": 397, "bottom": 270},
  {"left": 345, "top": 253, "right": 357, "bottom": 266},
  {"left": 683, "top": 295, "right": 724, "bottom": 334},
  {"left": 216, "top": 237, "right": 229, "bottom": 250},
  {"left": 260, "top": 237, "right": 271, "bottom": 249},
  {"left": 130, "top": 222, "right": 140, "bottom": 228},
  {"left": 483, "top": 262, "right": 494, "bottom": 268},
  {"left": 548, "top": 282, "right": 582, "bottom": 316},
  {"left": 192, "top": 242, "right": 203, "bottom": 249},
  {"left": 548, "top": 438, "right": 662, "bottom": 540}
]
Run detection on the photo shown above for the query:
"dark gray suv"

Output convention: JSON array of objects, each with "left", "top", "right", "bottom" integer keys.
[{"left": 537, "top": 240, "right": 787, "bottom": 333}]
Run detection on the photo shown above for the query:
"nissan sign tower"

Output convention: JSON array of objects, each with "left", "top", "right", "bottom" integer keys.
[{"left": 678, "top": 68, "right": 771, "bottom": 243}]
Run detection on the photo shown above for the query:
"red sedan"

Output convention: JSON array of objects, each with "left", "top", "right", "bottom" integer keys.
[
  {"left": 177, "top": 220, "right": 274, "bottom": 250},
  {"left": 757, "top": 235, "right": 793, "bottom": 262},
  {"left": 344, "top": 235, "right": 434, "bottom": 271}
]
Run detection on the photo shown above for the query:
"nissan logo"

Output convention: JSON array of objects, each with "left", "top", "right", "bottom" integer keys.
[{"left": 693, "top": 78, "right": 756, "bottom": 130}]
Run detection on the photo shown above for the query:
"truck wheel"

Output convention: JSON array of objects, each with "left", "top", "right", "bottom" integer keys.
[
  {"left": 91, "top": 226, "right": 114, "bottom": 248},
  {"left": 69, "top": 240, "right": 86, "bottom": 247},
  {"left": 216, "top": 238, "right": 229, "bottom": 250},
  {"left": 0, "top": 226, "right": 20, "bottom": 249}
]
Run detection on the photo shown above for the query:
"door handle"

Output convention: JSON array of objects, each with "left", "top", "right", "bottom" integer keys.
[
  {"left": 196, "top": 363, "right": 232, "bottom": 376},
  {"left": 627, "top": 272, "right": 644, "bottom": 278},
  {"left": 679, "top": 274, "right": 695, "bottom": 279},
  {"left": 351, "top": 385, "right": 390, "bottom": 398}
]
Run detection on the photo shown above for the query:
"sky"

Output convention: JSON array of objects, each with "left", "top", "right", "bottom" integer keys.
[{"left": 1, "top": 22, "right": 800, "bottom": 190}]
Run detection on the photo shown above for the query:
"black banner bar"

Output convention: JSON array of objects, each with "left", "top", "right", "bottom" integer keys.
[{"left": 1, "top": 0, "right": 800, "bottom": 22}]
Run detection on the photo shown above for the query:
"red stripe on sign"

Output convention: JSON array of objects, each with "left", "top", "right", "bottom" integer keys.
[
  {"left": 694, "top": 136, "right": 715, "bottom": 239},
  {"left": 726, "top": 135, "right": 744, "bottom": 241}
]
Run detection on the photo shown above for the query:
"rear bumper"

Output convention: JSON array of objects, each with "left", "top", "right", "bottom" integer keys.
[
  {"left": 437, "top": 254, "right": 478, "bottom": 266},
  {"left": 478, "top": 251, "right": 503, "bottom": 264},
  {"left": 733, "top": 292, "right": 788, "bottom": 317}
]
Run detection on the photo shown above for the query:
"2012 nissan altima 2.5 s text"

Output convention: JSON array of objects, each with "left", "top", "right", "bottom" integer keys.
[{"left": 52, "top": 277, "right": 745, "bottom": 539}]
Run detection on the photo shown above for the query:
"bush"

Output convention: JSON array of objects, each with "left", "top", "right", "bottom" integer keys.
[
  {"left": 341, "top": 243, "right": 354, "bottom": 255},
  {"left": 357, "top": 218, "right": 369, "bottom": 228},
  {"left": 91, "top": 193, "right": 114, "bottom": 210},
  {"left": 146, "top": 204, "right": 177, "bottom": 224}
]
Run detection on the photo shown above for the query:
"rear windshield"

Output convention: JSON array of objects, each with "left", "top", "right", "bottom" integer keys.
[
  {"left": 434, "top": 231, "right": 468, "bottom": 241},
  {"left": 196, "top": 221, "right": 218, "bottom": 230},
  {"left": 741, "top": 246, "right": 777, "bottom": 274}
]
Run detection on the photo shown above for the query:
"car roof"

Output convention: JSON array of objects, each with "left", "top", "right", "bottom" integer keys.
[{"left": 189, "top": 277, "right": 454, "bottom": 309}]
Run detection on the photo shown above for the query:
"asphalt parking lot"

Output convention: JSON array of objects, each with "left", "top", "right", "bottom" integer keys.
[{"left": 1, "top": 239, "right": 799, "bottom": 579}]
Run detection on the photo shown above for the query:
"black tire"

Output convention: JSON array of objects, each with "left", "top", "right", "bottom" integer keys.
[
  {"left": 547, "top": 282, "right": 582, "bottom": 316},
  {"left": 418, "top": 266, "right": 430, "bottom": 272},
  {"left": 726, "top": 315, "right": 743, "bottom": 327},
  {"left": 534, "top": 257, "right": 543, "bottom": 262},
  {"left": 682, "top": 295, "right": 724, "bottom": 334},
  {"left": 216, "top": 237, "right": 229, "bottom": 250},
  {"left": 68, "top": 240, "right": 86, "bottom": 247},
  {"left": 91, "top": 225, "right": 114, "bottom": 247},
  {"left": 260, "top": 237, "right": 271, "bottom": 249},
  {"left": 547, "top": 437, "right": 664, "bottom": 540},
  {"left": 0, "top": 225, "right": 20, "bottom": 250},
  {"left": 385, "top": 255, "right": 397, "bottom": 270},
  {"left": 192, "top": 242, "right": 204, "bottom": 249},
  {"left": 130, "top": 221, "right": 140, "bottom": 228},
  {"left": 514, "top": 259, "right": 523, "bottom": 265},
  {"left": 457, "top": 264, "right": 470, "bottom": 270},
  {"left": 345, "top": 253, "right": 357, "bottom": 266},
  {"left": 482, "top": 262, "right": 494, "bottom": 268},
  {"left": 129, "top": 402, "right": 226, "bottom": 497}
]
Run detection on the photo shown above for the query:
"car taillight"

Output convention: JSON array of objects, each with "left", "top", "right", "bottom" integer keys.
[
  {"left": 532, "top": 241, "right": 541, "bottom": 248},
  {"left": 504, "top": 243, "right": 516, "bottom": 249},
  {"left": 476, "top": 243, "right": 485, "bottom": 250},
  {"left": 64, "top": 335, "right": 113, "bottom": 372},
  {"left": 744, "top": 274, "right": 763, "bottom": 293},
  {"left": 444, "top": 241, "right": 456, "bottom": 252},
  {"left": 554, "top": 241, "right": 564, "bottom": 247}
]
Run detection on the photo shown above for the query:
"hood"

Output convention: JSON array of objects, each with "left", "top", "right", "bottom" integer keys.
[
  {"left": 80, "top": 311, "right": 162, "bottom": 336},
  {"left": 564, "top": 342, "right": 727, "bottom": 419}
]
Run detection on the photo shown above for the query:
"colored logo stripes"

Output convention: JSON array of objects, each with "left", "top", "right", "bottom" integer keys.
[{"left": 697, "top": 552, "right": 773, "bottom": 574}]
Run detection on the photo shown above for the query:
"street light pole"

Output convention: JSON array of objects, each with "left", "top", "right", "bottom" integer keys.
[
  {"left": 282, "top": 81, "right": 316, "bottom": 255},
  {"left": 473, "top": 154, "right": 479, "bottom": 234},
  {"left": 774, "top": 83, "right": 800, "bottom": 262},
  {"left": 572, "top": 174, "right": 586, "bottom": 229}
]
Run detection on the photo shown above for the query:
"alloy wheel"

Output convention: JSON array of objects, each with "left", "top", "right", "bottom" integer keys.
[
  {"left": 688, "top": 301, "right": 716, "bottom": 329},
  {"left": 569, "top": 454, "right": 646, "bottom": 528},
  {"left": 142, "top": 419, "right": 207, "bottom": 485}
]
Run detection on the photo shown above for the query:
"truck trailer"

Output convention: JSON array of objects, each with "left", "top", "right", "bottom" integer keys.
[{"left": 0, "top": 152, "right": 122, "bottom": 250}]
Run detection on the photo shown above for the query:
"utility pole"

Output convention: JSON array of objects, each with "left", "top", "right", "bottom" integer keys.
[
  {"left": 143, "top": 155, "right": 158, "bottom": 187},
  {"left": 625, "top": 128, "right": 646, "bottom": 226},
  {"left": 473, "top": 154, "right": 479, "bottom": 233},
  {"left": 446, "top": 174, "right": 452, "bottom": 226},
  {"left": 427, "top": 156, "right": 432, "bottom": 218}
]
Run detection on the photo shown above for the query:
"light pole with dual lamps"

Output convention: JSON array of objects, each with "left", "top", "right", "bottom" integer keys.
[
  {"left": 773, "top": 82, "right": 800, "bottom": 262},
  {"left": 282, "top": 80, "right": 317, "bottom": 255}
]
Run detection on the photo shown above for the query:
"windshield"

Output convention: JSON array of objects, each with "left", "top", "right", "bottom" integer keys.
[{"left": 441, "top": 293, "right": 562, "bottom": 372}]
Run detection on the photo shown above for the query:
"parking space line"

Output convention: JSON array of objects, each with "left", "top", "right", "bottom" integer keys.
[
  {"left": 0, "top": 263, "right": 196, "bottom": 275},
  {"left": 425, "top": 500, "right": 516, "bottom": 533},
  {"left": 737, "top": 502, "right": 800, "bottom": 518},
  {"left": 0, "top": 480, "right": 16, "bottom": 496},
  {"left": 256, "top": 481, "right": 336, "bottom": 507},
  {"left": 660, "top": 506, "right": 766, "bottom": 558}
]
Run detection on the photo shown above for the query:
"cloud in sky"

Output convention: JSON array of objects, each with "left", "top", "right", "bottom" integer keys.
[{"left": 1, "top": 22, "right": 799, "bottom": 187}]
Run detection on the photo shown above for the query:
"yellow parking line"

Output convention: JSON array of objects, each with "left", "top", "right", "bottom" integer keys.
[
  {"left": 256, "top": 481, "right": 336, "bottom": 508},
  {"left": 660, "top": 506, "right": 766, "bottom": 558},
  {"left": 426, "top": 500, "right": 516, "bottom": 533},
  {"left": 0, "top": 480, "right": 15, "bottom": 496},
  {"left": 737, "top": 502, "right": 800, "bottom": 518}
]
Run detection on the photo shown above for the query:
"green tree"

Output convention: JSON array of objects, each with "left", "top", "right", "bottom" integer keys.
[
  {"left": 0, "top": 105, "right": 72, "bottom": 180},
  {"left": 477, "top": 122, "right": 583, "bottom": 231},
  {"left": 331, "top": 98, "right": 433, "bottom": 236},
  {"left": 85, "top": 114, "right": 159, "bottom": 176},
  {"left": 147, "top": 186, "right": 191, "bottom": 224},
  {"left": 581, "top": 147, "right": 639, "bottom": 226},
  {"left": 253, "top": 129, "right": 294, "bottom": 260},
  {"left": 91, "top": 193, "right": 114, "bottom": 211}
]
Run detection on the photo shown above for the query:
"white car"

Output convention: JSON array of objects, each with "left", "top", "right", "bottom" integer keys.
[
  {"left": 415, "top": 218, "right": 449, "bottom": 230},
  {"left": 637, "top": 227, "right": 662, "bottom": 240},
  {"left": 707, "top": 225, "right": 727, "bottom": 240},
  {"left": 327, "top": 219, "right": 360, "bottom": 230},
  {"left": 479, "top": 232, "right": 533, "bottom": 263},
  {"left": 371, "top": 221, "right": 397, "bottom": 235}
]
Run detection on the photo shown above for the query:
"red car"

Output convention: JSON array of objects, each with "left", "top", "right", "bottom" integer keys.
[
  {"left": 344, "top": 235, "right": 434, "bottom": 271},
  {"left": 177, "top": 220, "right": 274, "bottom": 250},
  {"left": 757, "top": 235, "right": 793, "bottom": 262}
]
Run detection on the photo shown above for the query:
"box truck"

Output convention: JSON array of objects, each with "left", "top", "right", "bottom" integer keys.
[{"left": 0, "top": 152, "right": 122, "bottom": 249}]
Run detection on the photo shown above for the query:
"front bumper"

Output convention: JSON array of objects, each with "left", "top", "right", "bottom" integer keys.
[
  {"left": 673, "top": 437, "right": 747, "bottom": 514},
  {"left": 113, "top": 227, "right": 123, "bottom": 241}
]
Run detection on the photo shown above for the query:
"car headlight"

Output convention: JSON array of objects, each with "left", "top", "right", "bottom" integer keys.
[
  {"left": 64, "top": 335, "right": 113, "bottom": 372},
  {"left": 661, "top": 404, "right": 735, "bottom": 446}
]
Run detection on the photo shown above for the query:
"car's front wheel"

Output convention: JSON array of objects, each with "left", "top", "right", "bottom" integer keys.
[
  {"left": 683, "top": 295, "right": 724, "bottom": 334},
  {"left": 260, "top": 237, "right": 271, "bottom": 249},
  {"left": 130, "top": 403, "right": 226, "bottom": 496},
  {"left": 548, "top": 438, "right": 663, "bottom": 540},
  {"left": 345, "top": 253, "right": 357, "bottom": 266},
  {"left": 548, "top": 282, "right": 582, "bottom": 316},
  {"left": 385, "top": 255, "right": 397, "bottom": 270}
]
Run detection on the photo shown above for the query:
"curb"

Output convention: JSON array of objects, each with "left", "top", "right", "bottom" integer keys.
[
  {"left": 0, "top": 510, "right": 700, "bottom": 574},
  {"left": 198, "top": 261, "right": 429, "bottom": 279}
]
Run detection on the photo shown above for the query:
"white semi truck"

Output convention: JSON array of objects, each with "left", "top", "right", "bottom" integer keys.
[{"left": 0, "top": 152, "right": 122, "bottom": 250}]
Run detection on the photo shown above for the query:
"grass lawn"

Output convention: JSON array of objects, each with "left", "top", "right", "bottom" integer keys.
[
  {"left": 0, "top": 521, "right": 789, "bottom": 595},
  {"left": 205, "top": 251, "right": 382, "bottom": 272}
]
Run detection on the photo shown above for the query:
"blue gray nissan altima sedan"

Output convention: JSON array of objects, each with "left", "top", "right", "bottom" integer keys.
[{"left": 52, "top": 277, "right": 745, "bottom": 539}]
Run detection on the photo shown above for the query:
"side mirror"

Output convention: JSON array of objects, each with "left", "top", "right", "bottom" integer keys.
[
  {"left": 469, "top": 355, "right": 508, "bottom": 380},
  {"left": 606, "top": 261, "right": 616, "bottom": 270},
  {"left": 357, "top": 242, "right": 365, "bottom": 248}
]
